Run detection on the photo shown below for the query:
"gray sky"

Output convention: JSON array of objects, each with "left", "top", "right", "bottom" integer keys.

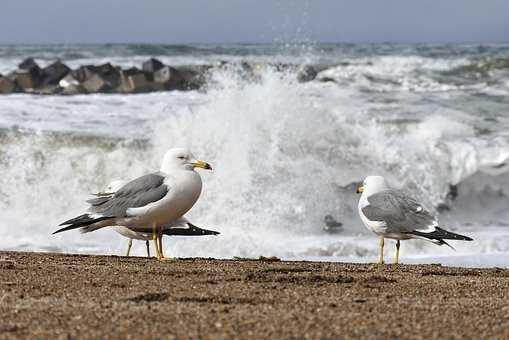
[{"left": 0, "top": 0, "right": 508, "bottom": 44}]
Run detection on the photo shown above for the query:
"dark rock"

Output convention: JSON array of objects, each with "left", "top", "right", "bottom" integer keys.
[
  {"left": 41, "top": 60, "right": 70, "bottom": 86},
  {"left": 127, "top": 73, "right": 151, "bottom": 93},
  {"left": 77, "top": 63, "right": 121, "bottom": 93},
  {"left": 176, "top": 65, "right": 210, "bottom": 90},
  {"left": 72, "top": 65, "right": 97, "bottom": 83},
  {"left": 446, "top": 184, "right": 458, "bottom": 201},
  {"left": 142, "top": 58, "right": 165, "bottom": 73},
  {"left": 17, "top": 57, "right": 43, "bottom": 88},
  {"left": 95, "top": 63, "right": 121, "bottom": 91},
  {"left": 0, "top": 76, "right": 16, "bottom": 93},
  {"left": 82, "top": 74, "right": 107, "bottom": 93},
  {"left": 14, "top": 70, "right": 38, "bottom": 90},
  {"left": 119, "top": 68, "right": 153, "bottom": 93},
  {"left": 18, "top": 57, "right": 40, "bottom": 72},
  {"left": 319, "top": 76, "right": 337, "bottom": 83},
  {"left": 297, "top": 65, "right": 317, "bottom": 82},
  {"left": 153, "top": 65, "right": 182, "bottom": 90}
]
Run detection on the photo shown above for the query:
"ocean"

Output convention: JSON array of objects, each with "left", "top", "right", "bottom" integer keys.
[{"left": 0, "top": 43, "right": 508, "bottom": 267}]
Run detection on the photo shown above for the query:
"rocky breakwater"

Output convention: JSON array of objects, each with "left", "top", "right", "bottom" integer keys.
[
  {"left": 0, "top": 57, "right": 210, "bottom": 95},
  {"left": 0, "top": 58, "right": 321, "bottom": 95}
]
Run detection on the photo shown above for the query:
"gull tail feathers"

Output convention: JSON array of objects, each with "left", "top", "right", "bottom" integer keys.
[
  {"left": 53, "top": 214, "right": 113, "bottom": 234},
  {"left": 409, "top": 227, "right": 472, "bottom": 249}
]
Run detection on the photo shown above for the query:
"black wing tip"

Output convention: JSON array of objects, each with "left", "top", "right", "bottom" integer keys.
[
  {"left": 410, "top": 227, "right": 474, "bottom": 243},
  {"left": 436, "top": 227, "right": 473, "bottom": 241},
  {"left": 52, "top": 225, "right": 76, "bottom": 235},
  {"left": 160, "top": 224, "right": 221, "bottom": 236},
  {"left": 54, "top": 215, "right": 111, "bottom": 235}
]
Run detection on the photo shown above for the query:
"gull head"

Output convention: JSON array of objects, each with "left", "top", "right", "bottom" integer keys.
[
  {"left": 161, "top": 147, "right": 212, "bottom": 173},
  {"left": 356, "top": 175, "right": 388, "bottom": 195}
]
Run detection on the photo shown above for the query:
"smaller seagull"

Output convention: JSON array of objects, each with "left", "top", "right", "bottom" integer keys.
[
  {"left": 115, "top": 218, "right": 220, "bottom": 257},
  {"left": 356, "top": 176, "right": 473, "bottom": 264},
  {"left": 91, "top": 180, "right": 219, "bottom": 257}
]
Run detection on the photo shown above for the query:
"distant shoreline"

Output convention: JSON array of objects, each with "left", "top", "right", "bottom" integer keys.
[{"left": 1, "top": 251, "right": 508, "bottom": 339}]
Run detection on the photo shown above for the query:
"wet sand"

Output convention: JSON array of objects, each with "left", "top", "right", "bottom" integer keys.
[{"left": 0, "top": 251, "right": 508, "bottom": 339}]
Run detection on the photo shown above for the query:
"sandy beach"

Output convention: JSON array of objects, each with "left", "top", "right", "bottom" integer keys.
[{"left": 0, "top": 251, "right": 507, "bottom": 339}]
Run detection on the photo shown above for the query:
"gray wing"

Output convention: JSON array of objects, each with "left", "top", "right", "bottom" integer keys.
[
  {"left": 86, "top": 195, "right": 113, "bottom": 206},
  {"left": 361, "top": 189, "right": 437, "bottom": 233},
  {"left": 90, "top": 172, "right": 169, "bottom": 218}
]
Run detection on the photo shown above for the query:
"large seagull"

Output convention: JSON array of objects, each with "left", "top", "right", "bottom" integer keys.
[
  {"left": 54, "top": 147, "right": 212, "bottom": 259},
  {"left": 91, "top": 179, "right": 219, "bottom": 257},
  {"left": 357, "top": 175, "right": 473, "bottom": 264}
]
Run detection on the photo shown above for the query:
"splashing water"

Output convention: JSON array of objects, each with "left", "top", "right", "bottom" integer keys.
[{"left": 0, "top": 44, "right": 508, "bottom": 266}]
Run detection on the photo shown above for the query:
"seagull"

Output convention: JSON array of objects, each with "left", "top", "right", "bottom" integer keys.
[
  {"left": 54, "top": 147, "right": 212, "bottom": 259},
  {"left": 90, "top": 180, "right": 219, "bottom": 257},
  {"left": 356, "top": 175, "right": 473, "bottom": 264}
]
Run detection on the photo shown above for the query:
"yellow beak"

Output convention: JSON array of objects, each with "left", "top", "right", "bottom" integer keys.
[
  {"left": 192, "top": 160, "right": 212, "bottom": 170},
  {"left": 356, "top": 185, "right": 364, "bottom": 194}
]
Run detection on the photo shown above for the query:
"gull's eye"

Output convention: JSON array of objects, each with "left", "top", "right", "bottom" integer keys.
[{"left": 178, "top": 156, "right": 186, "bottom": 160}]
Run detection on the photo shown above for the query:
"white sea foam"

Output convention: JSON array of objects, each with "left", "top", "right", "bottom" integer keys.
[{"left": 0, "top": 44, "right": 508, "bottom": 267}]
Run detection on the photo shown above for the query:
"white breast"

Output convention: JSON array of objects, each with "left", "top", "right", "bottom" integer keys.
[
  {"left": 358, "top": 194, "right": 387, "bottom": 235},
  {"left": 125, "top": 170, "right": 202, "bottom": 229}
]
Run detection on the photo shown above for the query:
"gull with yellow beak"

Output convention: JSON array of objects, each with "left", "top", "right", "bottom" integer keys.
[
  {"left": 85, "top": 179, "right": 219, "bottom": 258},
  {"left": 356, "top": 176, "right": 473, "bottom": 264},
  {"left": 54, "top": 147, "right": 213, "bottom": 260}
]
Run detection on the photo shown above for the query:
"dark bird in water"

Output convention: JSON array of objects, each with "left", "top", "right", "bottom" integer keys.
[{"left": 323, "top": 215, "right": 343, "bottom": 233}]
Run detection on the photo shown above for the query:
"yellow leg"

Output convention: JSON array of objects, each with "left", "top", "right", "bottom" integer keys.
[
  {"left": 146, "top": 240, "right": 150, "bottom": 258},
  {"left": 394, "top": 240, "right": 400, "bottom": 264},
  {"left": 157, "top": 229, "right": 173, "bottom": 261},
  {"left": 125, "top": 239, "right": 133, "bottom": 257},
  {"left": 158, "top": 231, "right": 164, "bottom": 259},
  {"left": 152, "top": 223, "right": 161, "bottom": 259},
  {"left": 379, "top": 236, "right": 385, "bottom": 264}
]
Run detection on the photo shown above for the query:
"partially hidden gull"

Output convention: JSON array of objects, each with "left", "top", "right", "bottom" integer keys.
[
  {"left": 356, "top": 176, "right": 473, "bottom": 264},
  {"left": 91, "top": 179, "right": 219, "bottom": 258},
  {"left": 54, "top": 147, "right": 213, "bottom": 260}
]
